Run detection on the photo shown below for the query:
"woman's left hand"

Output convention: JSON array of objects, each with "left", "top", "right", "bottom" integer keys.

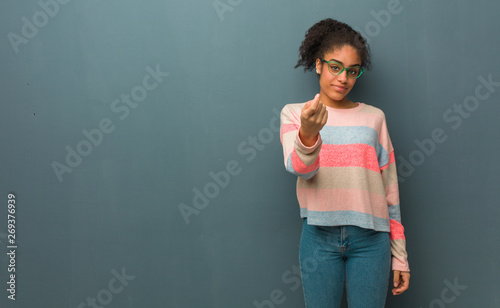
[{"left": 392, "top": 270, "right": 410, "bottom": 295}]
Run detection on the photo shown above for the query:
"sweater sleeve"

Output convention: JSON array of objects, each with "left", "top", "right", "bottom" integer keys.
[
  {"left": 280, "top": 104, "right": 322, "bottom": 180},
  {"left": 379, "top": 115, "right": 410, "bottom": 272}
]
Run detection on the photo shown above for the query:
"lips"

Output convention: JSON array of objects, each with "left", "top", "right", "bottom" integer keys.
[{"left": 332, "top": 85, "right": 347, "bottom": 92}]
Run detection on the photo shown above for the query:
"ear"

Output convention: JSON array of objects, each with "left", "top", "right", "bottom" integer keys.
[{"left": 315, "top": 58, "right": 322, "bottom": 74}]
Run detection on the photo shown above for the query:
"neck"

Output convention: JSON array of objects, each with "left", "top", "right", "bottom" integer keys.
[{"left": 319, "top": 92, "right": 356, "bottom": 109}]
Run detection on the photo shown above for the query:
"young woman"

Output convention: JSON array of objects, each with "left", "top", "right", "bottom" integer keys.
[{"left": 279, "top": 19, "right": 410, "bottom": 307}]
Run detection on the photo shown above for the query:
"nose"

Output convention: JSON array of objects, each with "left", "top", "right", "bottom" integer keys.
[{"left": 337, "top": 70, "right": 348, "bottom": 83}]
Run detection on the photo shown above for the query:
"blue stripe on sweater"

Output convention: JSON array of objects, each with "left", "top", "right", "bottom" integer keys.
[
  {"left": 320, "top": 126, "right": 378, "bottom": 145},
  {"left": 388, "top": 204, "right": 401, "bottom": 222},
  {"left": 300, "top": 209, "right": 391, "bottom": 232}
]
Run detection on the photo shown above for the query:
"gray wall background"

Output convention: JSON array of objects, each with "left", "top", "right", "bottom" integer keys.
[{"left": 1, "top": 0, "right": 499, "bottom": 307}]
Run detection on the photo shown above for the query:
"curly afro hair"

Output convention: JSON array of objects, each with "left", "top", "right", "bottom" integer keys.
[{"left": 295, "top": 18, "right": 372, "bottom": 71}]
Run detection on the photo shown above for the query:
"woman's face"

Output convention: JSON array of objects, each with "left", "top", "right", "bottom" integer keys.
[{"left": 315, "top": 44, "right": 361, "bottom": 106}]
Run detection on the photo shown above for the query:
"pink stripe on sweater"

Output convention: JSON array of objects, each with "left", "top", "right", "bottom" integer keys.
[
  {"left": 319, "top": 144, "right": 380, "bottom": 172},
  {"left": 391, "top": 255, "right": 410, "bottom": 272},
  {"left": 389, "top": 219, "right": 406, "bottom": 240},
  {"left": 281, "top": 124, "right": 298, "bottom": 142},
  {"left": 385, "top": 182, "right": 399, "bottom": 206},
  {"left": 281, "top": 124, "right": 298, "bottom": 135},
  {"left": 296, "top": 187, "right": 389, "bottom": 219},
  {"left": 291, "top": 150, "right": 319, "bottom": 173}
]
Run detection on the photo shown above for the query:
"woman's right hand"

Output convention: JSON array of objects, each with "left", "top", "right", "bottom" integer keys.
[{"left": 299, "top": 94, "right": 328, "bottom": 147}]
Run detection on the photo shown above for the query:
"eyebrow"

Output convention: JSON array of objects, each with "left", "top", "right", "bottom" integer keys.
[{"left": 329, "top": 58, "right": 361, "bottom": 67}]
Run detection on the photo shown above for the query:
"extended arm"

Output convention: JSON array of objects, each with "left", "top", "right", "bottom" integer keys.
[{"left": 280, "top": 94, "right": 328, "bottom": 180}]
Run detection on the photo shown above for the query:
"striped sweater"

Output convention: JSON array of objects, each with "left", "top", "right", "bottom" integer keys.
[{"left": 280, "top": 102, "right": 410, "bottom": 272}]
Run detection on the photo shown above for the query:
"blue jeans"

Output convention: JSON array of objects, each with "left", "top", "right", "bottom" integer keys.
[{"left": 299, "top": 218, "right": 391, "bottom": 308}]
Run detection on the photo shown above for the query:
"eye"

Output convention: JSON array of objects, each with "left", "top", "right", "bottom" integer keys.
[
  {"left": 348, "top": 68, "right": 361, "bottom": 76},
  {"left": 330, "top": 64, "right": 341, "bottom": 72}
]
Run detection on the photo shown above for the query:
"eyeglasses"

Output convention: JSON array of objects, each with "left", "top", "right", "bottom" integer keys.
[{"left": 320, "top": 59, "right": 365, "bottom": 79}]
